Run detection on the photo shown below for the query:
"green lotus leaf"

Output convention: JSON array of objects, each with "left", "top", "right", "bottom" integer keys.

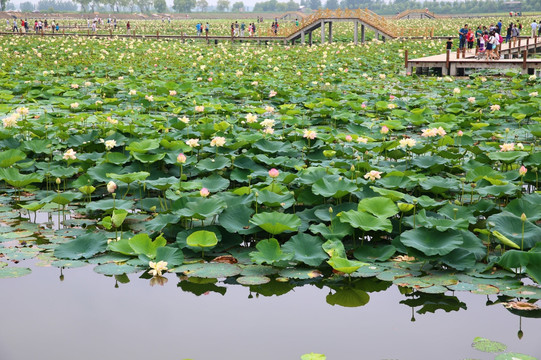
[
  {"left": 249, "top": 238, "right": 294, "bottom": 265},
  {"left": 196, "top": 156, "right": 231, "bottom": 172},
  {"left": 0, "top": 149, "right": 26, "bottom": 168},
  {"left": 301, "top": 353, "right": 327, "bottom": 360},
  {"left": 354, "top": 245, "right": 396, "bottom": 262},
  {"left": 282, "top": 233, "right": 327, "bottom": 267},
  {"left": 399, "top": 228, "right": 464, "bottom": 256},
  {"left": 494, "top": 353, "right": 537, "bottom": 360},
  {"left": 236, "top": 276, "right": 271, "bottom": 285},
  {"left": 339, "top": 210, "right": 392, "bottom": 232},
  {"left": 327, "top": 256, "right": 367, "bottom": 274},
  {"left": 50, "top": 167, "right": 79, "bottom": 178},
  {"left": 250, "top": 212, "right": 301, "bottom": 235},
  {"left": 86, "top": 199, "right": 134, "bottom": 211},
  {"left": 107, "top": 171, "right": 150, "bottom": 184},
  {"left": 0, "top": 168, "right": 43, "bottom": 188},
  {"left": 94, "top": 263, "right": 141, "bottom": 275},
  {"left": 472, "top": 337, "right": 507, "bottom": 353},
  {"left": 186, "top": 230, "right": 218, "bottom": 249},
  {"left": 487, "top": 151, "right": 529, "bottom": 163},
  {"left": 322, "top": 239, "right": 347, "bottom": 258},
  {"left": 78, "top": 185, "right": 96, "bottom": 195},
  {"left": 419, "top": 176, "right": 460, "bottom": 194},
  {"left": 132, "top": 152, "right": 165, "bottom": 163},
  {"left": 154, "top": 246, "right": 184, "bottom": 267},
  {"left": 126, "top": 139, "right": 160, "bottom": 153},
  {"left": 218, "top": 204, "right": 255, "bottom": 234},
  {"left": 54, "top": 232, "right": 108, "bottom": 259},
  {"left": 357, "top": 196, "right": 399, "bottom": 218},
  {"left": 175, "top": 197, "right": 226, "bottom": 219},
  {"left": 41, "top": 191, "right": 82, "bottom": 206},
  {"left": 505, "top": 196, "right": 541, "bottom": 221},
  {"left": 109, "top": 238, "right": 137, "bottom": 256},
  {"left": 19, "top": 202, "right": 45, "bottom": 212},
  {"left": 129, "top": 233, "right": 167, "bottom": 259},
  {"left": 487, "top": 212, "right": 541, "bottom": 250},
  {"left": 312, "top": 175, "right": 357, "bottom": 198},
  {"left": 177, "top": 262, "right": 241, "bottom": 278},
  {"left": 309, "top": 221, "right": 354, "bottom": 240},
  {"left": 0, "top": 267, "right": 32, "bottom": 278}
]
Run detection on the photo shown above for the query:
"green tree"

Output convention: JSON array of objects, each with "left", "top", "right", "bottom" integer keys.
[
  {"left": 0, "top": 0, "right": 7, "bottom": 11},
  {"left": 308, "top": 0, "right": 321, "bottom": 9},
  {"left": 325, "top": 0, "right": 338, "bottom": 9},
  {"left": 154, "top": 0, "right": 167, "bottom": 12},
  {"left": 173, "top": 0, "right": 196, "bottom": 12},
  {"left": 197, "top": 0, "right": 208, "bottom": 11},
  {"left": 231, "top": 1, "right": 243, "bottom": 11},
  {"left": 19, "top": 1, "right": 34, "bottom": 11},
  {"left": 216, "top": 0, "right": 230, "bottom": 11},
  {"left": 74, "top": 0, "right": 92, "bottom": 12}
]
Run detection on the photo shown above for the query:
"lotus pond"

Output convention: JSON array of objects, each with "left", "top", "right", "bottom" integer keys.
[{"left": 1, "top": 32, "right": 541, "bottom": 359}]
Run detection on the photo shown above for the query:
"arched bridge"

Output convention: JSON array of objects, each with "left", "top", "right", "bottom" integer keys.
[{"left": 280, "top": 8, "right": 396, "bottom": 45}]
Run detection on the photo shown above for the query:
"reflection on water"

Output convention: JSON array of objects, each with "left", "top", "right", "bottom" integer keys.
[{"left": 0, "top": 263, "right": 540, "bottom": 360}]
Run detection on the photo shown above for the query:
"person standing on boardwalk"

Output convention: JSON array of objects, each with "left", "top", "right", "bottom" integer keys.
[
  {"left": 506, "top": 23, "right": 513, "bottom": 43},
  {"left": 511, "top": 24, "right": 519, "bottom": 46},
  {"left": 240, "top": 22, "right": 245, "bottom": 36},
  {"left": 458, "top": 24, "right": 468, "bottom": 53},
  {"left": 531, "top": 20, "right": 537, "bottom": 37},
  {"left": 467, "top": 28, "right": 475, "bottom": 52},
  {"left": 497, "top": 19, "right": 502, "bottom": 33},
  {"left": 126, "top": 21, "right": 131, "bottom": 34},
  {"left": 12, "top": 19, "right": 18, "bottom": 33},
  {"left": 205, "top": 22, "right": 209, "bottom": 36}
]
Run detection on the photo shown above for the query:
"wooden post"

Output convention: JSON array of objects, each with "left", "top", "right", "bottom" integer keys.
[
  {"left": 526, "top": 37, "right": 530, "bottom": 53},
  {"left": 446, "top": 49, "right": 450, "bottom": 69},
  {"left": 535, "top": 36, "right": 537, "bottom": 54},
  {"left": 456, "top": 47, "right": 460, "bottom": 59},
  {"left": 404, "top": 49, "right": 408, "bottom": 69},
  {"left": 156, "top": 30, "right": 159, "bottom": 39},
  {"left": 109, "top": 29, "right": 112, "bottom": 38},
  {"left": 523, "top": 49, "right": 528, "bottom": 70}
]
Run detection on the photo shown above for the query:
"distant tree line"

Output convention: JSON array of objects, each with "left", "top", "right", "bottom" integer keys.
[{"left": 0, "top": 0, "right": 532, "bottom": 14}]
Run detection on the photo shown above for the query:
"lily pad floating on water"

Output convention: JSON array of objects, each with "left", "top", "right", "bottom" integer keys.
[
  {"left": 494, "top": 353, "right": 538, "bottom": 360},
  {"left": 94, "top": 263, "right": 141, "bottom": 276},
  {"left": 175, "top": 262, "right": 242, "bottom": 278},
  {"left": 472, "top": 337, "right": 507, "bottom": 353},
  {"left": 249, "top": 238, "right": 294, "bottom": 266},
  {"left": 278, "top": 268, "right": 323, "bottom": 280},
  {"left": 51, "top": 260, "right": 88, "bottom": 269},
  {"left": 301, "top": 353, "right": 326, "bottom": 360},
  {"left": 54, "top": 232, "right": 108, "bottom": 260},
  {"left": 236, "top": 276, "right": 271, "bottom": 285},
  {"left": 0, "top": 267, "right": 32, "bottom": 278}
]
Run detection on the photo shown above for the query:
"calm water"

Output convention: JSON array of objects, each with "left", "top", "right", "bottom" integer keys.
[{"left": 1, "top": 264, "right": 540, "bottom": 360}]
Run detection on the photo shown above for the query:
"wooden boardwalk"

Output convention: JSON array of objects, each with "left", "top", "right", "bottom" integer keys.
[
  {"left": 0, "top": 9, "right": 397, "bottom": 46},
  {"left": 407, "top": 37, "right": 541, "bottom": 75}
]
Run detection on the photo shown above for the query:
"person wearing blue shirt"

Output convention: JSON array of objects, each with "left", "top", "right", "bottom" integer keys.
[
  {"left": 196, "top": 23, "right": 201, "bottom": 36},
  {"left": 459, "top": 24, "right": 468, "bottom": 50},
  {"left": 497, "top": 20, "right": 502, "bottom": 33}
]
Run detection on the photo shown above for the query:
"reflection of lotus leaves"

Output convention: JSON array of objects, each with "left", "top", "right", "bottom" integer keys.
[{"left": 326, "top": 288, "right": 370, "bottom": 307}]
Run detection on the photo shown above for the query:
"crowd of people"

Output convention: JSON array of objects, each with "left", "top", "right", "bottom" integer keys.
[
  {"left": 8, "top": 18, "right": 60, "bottom": 33},
  {"left": 228, "top": 21, "right": 258, "bottom": 37},
  {"left": 452, "top": 20, "right": 541, "bottom": 60}
]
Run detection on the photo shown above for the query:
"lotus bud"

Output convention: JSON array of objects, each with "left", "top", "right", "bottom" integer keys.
[
  {"left": 329, "top": 207, "right": 333, "bottom": 213},
  {"left": 521, "top": 213, "right": 527, "bottom": 222},
  {"left": 150, "top": 206, "right": 157, "bottom": 212},
  {"left": 200, "top": 188, "right": 210, "bottom": 197},
  {"left": 454, "top": 200, "right": 461, "bottom": 205},
  {"left": 107, "top": 181, "right": 117, "bottom": 194},
  {"left": 518, "top": 330, "right": 523, "bottom": 339},
  {"left": 350, "top": 164, "right": 355, "bottom": 171},
  {"left": 519, "top": 166, "right": 527, "bottom": 176},
  {"left": 55, "top": 178, "right": 61, "bottom": 185},
  {"left": 460, "top": 177, "right": 466, "bottom": 182},
  {"left": 268, "top": 168, "right": 279, "bottom": 178}
]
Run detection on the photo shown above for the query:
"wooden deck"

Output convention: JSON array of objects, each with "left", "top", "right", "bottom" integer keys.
[{"left": 407, "top": 37, "right": 541, "bottom": 75}]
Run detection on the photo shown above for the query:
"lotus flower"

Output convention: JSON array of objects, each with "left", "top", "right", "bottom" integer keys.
[
  {"left": 148, "top": 261, "right": 168, "bottom": 277},
  {"left": 268, "top": 168, "right": 279, "bottom": 178}
]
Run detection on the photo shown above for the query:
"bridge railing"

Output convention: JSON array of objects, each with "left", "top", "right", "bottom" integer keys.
[{"left": 279, "top": 8, "right": 396, "bottom": 38}]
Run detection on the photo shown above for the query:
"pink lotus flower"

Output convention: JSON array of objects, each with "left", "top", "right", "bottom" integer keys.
[
  {"left": 457, "top": 130, "right": 464, "bottom": 137},
  {"left": 177, "top": 153, "right": 187, "bottom": 163},
  {"left": 200, "top": 188, "right": 210, "bottom": 197},
  {"left": 381, "top": 125, "right": 389, "bottom": 135},
  {"left": 345, "top": 135, "right": 352, "bottom": 142},
  {"left": 519, "top": 166, "right": 527, "bottom": 176},
  {"left": 361, "top": 103, "right": 367, "bottom": 109},
  {"left": 268, "top": 168, "right": 279, "bottom": 178}
]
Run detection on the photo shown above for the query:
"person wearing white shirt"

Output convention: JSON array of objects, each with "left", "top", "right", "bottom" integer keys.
[{"left": 531, "top": 20, "right": 538, "bottom": 37}]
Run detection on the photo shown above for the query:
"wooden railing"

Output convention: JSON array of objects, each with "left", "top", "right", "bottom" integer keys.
[
  {"left": 268, "top": 8, "right": 397, "bottom": 38},
  {"left": 395, "top": 9, "right": 437, "bottom": 20}
]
